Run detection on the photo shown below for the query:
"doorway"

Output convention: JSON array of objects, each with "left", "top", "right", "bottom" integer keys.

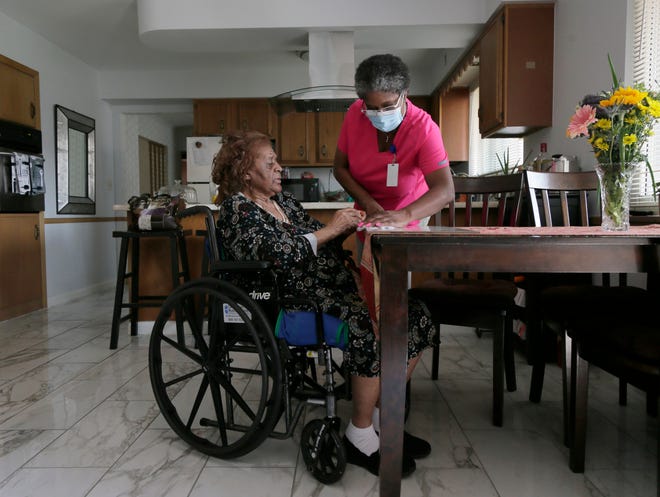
[{"left": 138, "top": 136, "right": 168, "bottom": 194}]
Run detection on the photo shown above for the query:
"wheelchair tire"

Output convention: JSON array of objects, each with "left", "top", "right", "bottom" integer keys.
[
  {"left": 300, "top": 418, "right": 346, "bottom": 484},
  {"left": 149, "top": 278, "right": 283, "bottom": 459}
]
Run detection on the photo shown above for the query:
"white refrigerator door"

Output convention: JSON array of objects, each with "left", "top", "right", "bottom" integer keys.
[{"left": 186, "top": 136, "right": 222, "bottom": 183}]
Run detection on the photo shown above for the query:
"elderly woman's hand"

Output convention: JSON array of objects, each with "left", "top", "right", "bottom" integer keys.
[{"left": 328, "top": 208, "right": 366, "bottom": 235}]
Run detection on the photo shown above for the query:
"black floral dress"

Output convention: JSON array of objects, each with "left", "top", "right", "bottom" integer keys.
[{"left": 217, "top": 192, "right": 436, "bottom": 377}]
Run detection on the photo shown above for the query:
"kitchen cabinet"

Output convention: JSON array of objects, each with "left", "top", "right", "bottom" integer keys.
[
  {"left": 0, "top": 212, "right": 46, "bottom": 320},
  {"left": 439, "top": 87, "right": 469, "bottom": 161},
  {"left": 0, "top": 54, "right": 40, "bottom": 129},
  {"left": 278, "top": 111, "right": 347, "bottom": 166},
  {"left": 278, "top": 112, "right": 314, "bottom": 165},
  {"left": 314, "top": 112, "right": 345, "bottom": 164},
  {"left": 193, "top": 98, "right": 276, "bottom": 137},
  {"left": 478, "top": 3, "right": 554, "bottom": 137},
  {"left": 408, "top": 95, "right": 431, "bottom": 115}
]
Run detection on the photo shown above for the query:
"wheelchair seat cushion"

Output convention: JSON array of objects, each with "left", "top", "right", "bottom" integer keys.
[{"left": 275, "top": 310, "right": 348, "bottom": 350}]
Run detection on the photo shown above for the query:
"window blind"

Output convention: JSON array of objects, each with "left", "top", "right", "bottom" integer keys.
[
  {"left": 630, "top": 0, "right": 660, "bottom": 208},
  {"left": 468, "top": 87, "right": 524, "bottom": 176}
]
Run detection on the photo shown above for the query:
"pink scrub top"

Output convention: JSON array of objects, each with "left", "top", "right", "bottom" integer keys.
[{"left": 337, "top": 98, "right": 449, "bottom": 222}]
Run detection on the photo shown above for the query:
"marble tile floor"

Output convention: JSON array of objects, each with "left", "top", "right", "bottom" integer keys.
[{"left": 0, "top": 286, "right": 657, "bottom": 497}]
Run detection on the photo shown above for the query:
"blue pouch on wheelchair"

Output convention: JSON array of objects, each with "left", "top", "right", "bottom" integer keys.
[{"left": 274, "top": 310, "right": 348, "bottom": 350}]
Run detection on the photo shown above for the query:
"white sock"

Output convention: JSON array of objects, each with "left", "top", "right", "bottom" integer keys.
[
  {"left": 345, "top": 421, "right": 379, "bottom": 456},
  {"left": 372, "top": 407, "right": 380, "bottom": 432}
]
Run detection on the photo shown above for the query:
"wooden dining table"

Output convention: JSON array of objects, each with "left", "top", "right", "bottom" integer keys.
[{"left": 366, "top": 224, "right": 660, "bottom": 497}]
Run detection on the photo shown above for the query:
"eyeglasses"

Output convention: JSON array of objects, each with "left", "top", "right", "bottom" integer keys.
[{"left": 360, "top": 92, "right": 405, "bottom": 116}]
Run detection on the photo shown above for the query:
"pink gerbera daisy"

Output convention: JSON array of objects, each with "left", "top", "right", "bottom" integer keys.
[{"left": 567, "top": 105, "right": 597, "bottom": 138}]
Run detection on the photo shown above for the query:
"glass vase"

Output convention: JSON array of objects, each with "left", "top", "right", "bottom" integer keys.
[{"left": 593, "top": 162, "right": 638, "bottom": 231}]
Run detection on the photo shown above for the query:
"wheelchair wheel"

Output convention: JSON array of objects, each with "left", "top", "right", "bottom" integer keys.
[
  {"left": 149, "top": 278, "right": 283, "bottom": 459},
  {"left": 300, "top": 418, "right": 346, "bottom": 484}
]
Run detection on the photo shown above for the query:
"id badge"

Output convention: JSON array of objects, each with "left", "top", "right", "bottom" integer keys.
[{"left": 386, "top": 162, "right": 399, "bottom": 187}]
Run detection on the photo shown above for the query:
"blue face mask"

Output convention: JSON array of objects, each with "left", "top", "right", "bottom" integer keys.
[
  {"left": 362, "top": 93, "right": 405, "bottom": 132},
  {"left": 366, "top": 107, "right": 404, "bottom": 133}
]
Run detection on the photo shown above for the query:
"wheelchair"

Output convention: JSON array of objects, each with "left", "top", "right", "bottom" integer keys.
[{"left": 148, "top": 205, "right": 351, "bottom": 483}]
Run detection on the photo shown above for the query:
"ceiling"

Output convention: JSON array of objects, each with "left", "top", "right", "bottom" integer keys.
[{"left": 0, "top": 0, "right": 486, "bottom": 126}]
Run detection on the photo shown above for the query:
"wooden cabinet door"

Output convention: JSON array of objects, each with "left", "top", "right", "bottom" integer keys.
[
  {"left": 440, "top": 88, "right": 469, "bottom": 162},
  {"left": 0, "top": 54, "right": 40, "bottom": 129},
  {"left": 479, "top": 13, "right": 504, "bottom": 136},
  {"left": 0, "top": 213, "right": 45, "bottom": 320},
  {"left": 193, "top": 99, "right": 236, "bottom": 135},
  {"left": 315, "top": 112, "right": 345, "bottom": 164},
  {"left": 278, "top": 112, "right": 313, "bottom": 164},
  {"left": 236, "top": 99, "right": 274, "bottom": 136}
]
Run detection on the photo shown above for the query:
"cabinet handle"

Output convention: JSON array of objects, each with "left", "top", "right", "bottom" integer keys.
[
  {"left": 241, "top": 119, "right": 248, "bottom": 130},
  {"left": 320, "top": 144, "right": 327, "bottom": 157},
  {"left": 298, "top": 145, "right": 304, "bottom": 158},
  {"left": 219, "top": 120, "right": 225, "bottom": 132},
  {"left": 30, "top": 102, "right": 36, "bottom": 119},
  {"left": 34, "top": 224, "right": 40, "bottom": 240}
]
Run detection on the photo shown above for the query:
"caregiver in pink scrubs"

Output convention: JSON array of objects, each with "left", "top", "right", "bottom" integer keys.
[{"left": 333, "top": 53, "right": 455, "bottom": 259}]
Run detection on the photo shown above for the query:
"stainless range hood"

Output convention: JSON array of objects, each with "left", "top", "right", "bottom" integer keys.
[{"left": 271, "top": 31, "right": 358, "bottom": 115}]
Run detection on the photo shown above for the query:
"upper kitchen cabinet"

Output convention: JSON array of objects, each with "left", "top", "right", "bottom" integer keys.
[
  {"left": 315, "top": 111, "right": 345, "bottom": 164},
  {"left": 236, "top": 99, "right": 278, "bottom": 137},
  {"left": 278, "top": 111, "right": 346, "bottom": 166},
  {"left": 193, "top": 98, "right": 276, "bottom": 137},
  {"left": 478, "top": 2, "right": 554, "bottom": 137},
  {"left": 278, "top": 112, "right": 313, "bottom": 165},
  {"left": 439, "top": 88, "right": 469, "bottom": 162},
  {"left": 0, "top": 54, "right": 40, "bottom": 129},
  {"left": 194, "top": 99, "right": 235, "bottom": 135}
]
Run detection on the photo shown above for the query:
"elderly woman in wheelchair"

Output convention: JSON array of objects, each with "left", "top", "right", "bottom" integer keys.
[{"left": 148, "top": 130, "right": 436, "bottom": 483}]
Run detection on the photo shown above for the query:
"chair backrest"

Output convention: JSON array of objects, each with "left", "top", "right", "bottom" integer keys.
[
  {"left": 440, "top": 172, "right": 525, "bottom": 228},
  {"left": 524, "top": 170, "right": 599, "bottom": 227},
  {"left": 524, "top": 170, "right": 625, "bottom": 285}
]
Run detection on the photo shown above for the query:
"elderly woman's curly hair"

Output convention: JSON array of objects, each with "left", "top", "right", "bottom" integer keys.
[
  {"left": 211, "top": 130, "right": 273, "bottom": 203},
  {"left": 354, "top": 54, "right": 410, "bottom": 100}
]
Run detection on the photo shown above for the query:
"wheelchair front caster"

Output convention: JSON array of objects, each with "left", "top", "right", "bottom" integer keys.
[{"left": 301, "top": 418, "right": 346, "bottom": 484}]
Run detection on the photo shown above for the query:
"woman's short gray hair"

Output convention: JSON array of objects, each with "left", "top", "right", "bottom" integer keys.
[{"left": 354, "top": 54, "right": 410, "bottom": 99}]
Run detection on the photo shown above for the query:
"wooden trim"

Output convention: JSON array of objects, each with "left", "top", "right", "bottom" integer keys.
[
  {"left": 38, "top": 212, "right": 47, "bottom": 308},
  {"left": 44, "top": 216, "right": 124, "bottom": 224}
]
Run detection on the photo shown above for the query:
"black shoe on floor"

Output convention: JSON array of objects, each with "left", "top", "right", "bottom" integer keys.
[
  {"left": 403, "top": 431, "right": 431, "bottom": 459},
  {"left": 342, "top": 436, "right": 416, "bottom": 477}
]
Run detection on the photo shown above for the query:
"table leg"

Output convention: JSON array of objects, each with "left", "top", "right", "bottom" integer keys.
[{"left": 378, "top": 245, "right": 408, "bottom": 497}]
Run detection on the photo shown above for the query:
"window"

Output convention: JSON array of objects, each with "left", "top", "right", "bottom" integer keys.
[
  {"left": 467, "top": 87, "right": 524, "bottom": 176},
  {"left": 630, "top": 0, "right": 660, "bottom": 208}
]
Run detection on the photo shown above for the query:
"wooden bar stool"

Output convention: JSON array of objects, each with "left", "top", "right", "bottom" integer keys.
[{"left": 110, "top": 229, "right": 190, "bottom": 349}]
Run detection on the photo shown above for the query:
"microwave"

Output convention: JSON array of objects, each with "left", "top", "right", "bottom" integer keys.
[{"left": 281, "top": 178, "right": 320, "bottom": 202}]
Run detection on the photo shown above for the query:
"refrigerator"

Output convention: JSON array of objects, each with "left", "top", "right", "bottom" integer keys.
[{"left": 186, "top": 136, "right": 222, "bottom": 204}]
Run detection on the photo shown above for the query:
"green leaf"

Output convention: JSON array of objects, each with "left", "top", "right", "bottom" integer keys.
[{"left": 607, "top": 53, "right": 619, "bottom": 88}]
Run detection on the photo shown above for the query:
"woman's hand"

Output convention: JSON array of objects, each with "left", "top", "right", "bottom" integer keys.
[
  {"left": 328, "top": 208, "right": 366, "bottom": 235},
  {"left": 314, "top": 208, "right": 366, "bottom": 246},
  {"left": 362, "top": 208, "right": 412, "bottom": 228}
]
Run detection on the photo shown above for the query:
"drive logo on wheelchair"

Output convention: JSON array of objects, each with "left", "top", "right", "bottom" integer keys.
[{"left": 223, "top": 290, "right": 272, "bottom": 323}]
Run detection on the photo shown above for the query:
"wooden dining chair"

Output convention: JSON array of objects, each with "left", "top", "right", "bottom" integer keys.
[
  {"left": 409, "top": 172, "right": 525, "bottom": 427},
  {"left": 522, "top": 170, "right": 651, "bottom": 443},
  {"left": 566, "top": 303, "right": 658, "bottom": 475}
]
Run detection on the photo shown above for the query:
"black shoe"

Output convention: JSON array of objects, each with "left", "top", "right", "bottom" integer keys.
[
  {"left": 342, "top": 436, "right": 416, "bottom": 477},
  {"left": 403, "top": 431, "right": 431, "bottom": 459}
]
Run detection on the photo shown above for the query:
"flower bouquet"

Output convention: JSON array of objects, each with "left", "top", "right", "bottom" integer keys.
[{"left": 567, "top": 55, "right": 660, "bottom": 230}]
